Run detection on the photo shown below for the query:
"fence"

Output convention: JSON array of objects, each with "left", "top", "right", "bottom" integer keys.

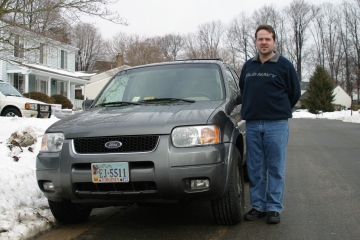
[{"left": 72, "top": 99, "right": 84, "bottom": 110}]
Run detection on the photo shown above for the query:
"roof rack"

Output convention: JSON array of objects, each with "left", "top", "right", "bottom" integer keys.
[{"left": 175, "top": 58, "right": 223, "bottom": 62}]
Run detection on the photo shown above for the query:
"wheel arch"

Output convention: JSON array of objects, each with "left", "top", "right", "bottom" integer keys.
[{"left": 1, "top": 105, "right": 23, "bottom": 117}]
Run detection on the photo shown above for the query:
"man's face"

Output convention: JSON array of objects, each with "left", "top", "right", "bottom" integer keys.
[{"left": 255, "top": 29, "right": 276, "bottom": 56}]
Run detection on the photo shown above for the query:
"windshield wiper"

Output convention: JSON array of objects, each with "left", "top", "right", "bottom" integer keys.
[
  {"left": 97, "top": 101, "right": 142, "bottom": 107},
  {"left": 139, "top": 98, "right": 195, "bottom": 103}
]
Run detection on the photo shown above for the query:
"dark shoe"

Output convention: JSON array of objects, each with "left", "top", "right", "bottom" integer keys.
[
  {"left": 267, "top": 211, "right": 280, "bottom": 224},
  {"left": 244, "top": 208, "right": 266, "bottom": 221}
]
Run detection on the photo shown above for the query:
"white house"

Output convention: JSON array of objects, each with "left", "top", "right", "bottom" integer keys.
[
  {"left": 333, "top": 85, "right": 352, "bottom": 109},
  {"left": 299, "top": 84, "right": 352, "bottom": 110},
  {"left": 0, "top": 22, "right": 88, "bottom": 103}
]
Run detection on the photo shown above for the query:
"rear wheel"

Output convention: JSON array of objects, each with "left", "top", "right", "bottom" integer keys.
[
  {"left": 2, "top": 108, "right": 22, "bottom": 117},
  {"left": 211, "top": 157, "right": 245, "bottom": 225},
  {"left": 48, "top": 200, "right": 92, "bottom": 224}
]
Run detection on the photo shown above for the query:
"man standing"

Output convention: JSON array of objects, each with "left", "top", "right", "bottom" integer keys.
[{"left": 239, "top": 25, "right": 300, "bottom": 224}]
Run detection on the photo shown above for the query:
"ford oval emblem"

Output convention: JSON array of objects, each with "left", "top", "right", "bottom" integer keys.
[{"left": 105, "top": 141, "right": 122, "bottom": 149}]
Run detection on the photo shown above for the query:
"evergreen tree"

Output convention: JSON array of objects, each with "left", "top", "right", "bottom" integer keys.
[{"left": 304, "top": 66, "right": 335, "bottom": 114}]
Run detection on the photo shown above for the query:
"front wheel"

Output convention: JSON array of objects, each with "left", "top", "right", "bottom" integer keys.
[
  {"left": 211, "top": 158, "right": 245, "bottom": 225},
  {"left": 2, "top": 108, "right": 22, "bottom": 117},
  {"left": 48, "top": 200, "right": 92, "bottom": 224}
]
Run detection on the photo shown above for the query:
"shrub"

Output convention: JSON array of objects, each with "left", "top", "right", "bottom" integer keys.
[
  {"left": 300, "top": 104, "right": 307, "bottom": 109},
  {"left": 23, "top": 92, "right": 51, "bottom": 103},
  {"left": 50, "top": 94, "right": 73, "bottom": 109},
  {"left": 75, "top": 94, "right": 84, "bottom": 100},
  {"left": 352, "top": 105, "right": 360, "bottom": 111}
]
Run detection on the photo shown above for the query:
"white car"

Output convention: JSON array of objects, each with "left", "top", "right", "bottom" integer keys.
[{"left": 0, "top": 80, "right": 51, "bottom": 118}]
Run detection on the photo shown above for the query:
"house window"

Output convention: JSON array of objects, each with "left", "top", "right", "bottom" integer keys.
[
  {"left": 60, "top": 50, "right": 67, "bottom": 69},
  {"left": 40, "top": 43, "right": 48, "bottom": 65},
  {"left": 13, "top": 73, "right": 24, "bottom": 93},
  {"left": 14, "top": 35, "right": 24, "bottom": 58}
]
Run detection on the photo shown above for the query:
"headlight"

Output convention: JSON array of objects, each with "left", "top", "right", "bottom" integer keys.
[
  {"left": 25, "top": 103, "right": 37, "bottom": 110},
  {"left": 41, "top": 133, "right": 65, "bottom": 152},
  {"left": 171, "top": 125, "right": 220, "bottom": 147}
]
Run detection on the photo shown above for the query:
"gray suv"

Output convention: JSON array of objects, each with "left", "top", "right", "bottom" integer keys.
[{"left": 36, "top": 59, "right": 246, "bottom": 225}]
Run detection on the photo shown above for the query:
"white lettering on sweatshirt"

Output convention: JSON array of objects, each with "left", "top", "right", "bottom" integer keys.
[{"left": 245, "top": 72, "right": 277, "bottom": 78}]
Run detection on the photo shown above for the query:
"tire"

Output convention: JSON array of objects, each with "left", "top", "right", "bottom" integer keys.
[
  {"left": 211, "top": 157, "right": 245, "bottom": 225},
  {"left": 2, "top": 108, "right": 22, "bottom": 117},
  {"left": 48, "top": 200, "right": 92, "bottom": 224}
]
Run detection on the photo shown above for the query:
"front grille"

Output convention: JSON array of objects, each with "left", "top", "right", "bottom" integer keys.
[
  {"left": 73, "top": 135, "right": 159, "bottom": 154},
  {"left": 75, "top": 181, "right": 157, "bottom": 192}
]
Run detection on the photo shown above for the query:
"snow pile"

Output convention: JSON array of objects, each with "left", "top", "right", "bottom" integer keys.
[{"left": 0, "top": 116, "right": 59, "bottom": 240}]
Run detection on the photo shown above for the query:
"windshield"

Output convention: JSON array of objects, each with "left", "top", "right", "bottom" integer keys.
[
  {"left": 94, "top": 63, "right": 224, "bottom": 107},
  {"left": 0, "top": 83, "right": 23, "bottom": 97}
]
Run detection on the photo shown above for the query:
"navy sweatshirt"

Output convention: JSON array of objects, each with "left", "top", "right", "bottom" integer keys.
[{"left": 239, "top": 52, "right": 301, "bottom": 120}]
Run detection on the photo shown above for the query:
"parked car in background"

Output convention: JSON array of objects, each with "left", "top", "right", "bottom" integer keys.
[
  {"left": 0, "top": 80, "right": 51, "bottom": 118},
  {"left": 36, "top": 59, "right": 246, "bottom": 225}
]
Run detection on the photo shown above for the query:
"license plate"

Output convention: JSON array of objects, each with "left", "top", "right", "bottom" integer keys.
[{"left": 91, "top": 162, "right": 129, "bottom": 183}]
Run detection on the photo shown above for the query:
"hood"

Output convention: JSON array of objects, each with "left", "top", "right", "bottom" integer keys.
[
  {"left": 47, "top": 101, "right": 225, "bottom": 138},
  {"left": 5, "top": 95, "right": 49, "bottom": 105}
]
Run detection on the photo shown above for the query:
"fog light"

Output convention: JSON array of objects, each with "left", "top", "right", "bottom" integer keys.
[
  {"left": 191, "top": 179, "right": 209, "bottom": 190},
  {"left": 43, "top": 181, "right": 54, "bottom": 191}
]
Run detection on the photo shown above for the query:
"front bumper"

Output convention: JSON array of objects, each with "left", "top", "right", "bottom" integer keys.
[
  {"left": 36, "top": 135, "right": 233, "bottom": 205},
  {"left": 36, "top": 104, "right": 52, "bottom": 118},
  {"left": 22, "top": 104, "right": 51, "bottom": 118}
]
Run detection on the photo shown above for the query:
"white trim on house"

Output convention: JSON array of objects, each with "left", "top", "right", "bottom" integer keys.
[{"left": 7, "top": 61, "right": 87, "bottom": 84}]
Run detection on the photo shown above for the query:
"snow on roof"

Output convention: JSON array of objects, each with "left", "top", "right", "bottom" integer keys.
[{"left": 8, "top": 61, "right": 88, "bottom": 84}]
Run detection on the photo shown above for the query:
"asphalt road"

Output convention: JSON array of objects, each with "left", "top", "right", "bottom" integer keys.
[{"left": 36, "top": 119, "right": 360, "bottom": 240}]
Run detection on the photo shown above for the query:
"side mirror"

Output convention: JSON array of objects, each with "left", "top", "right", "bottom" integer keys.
[
  {"left": 82, "top": 99, "right": 94, "bottom": 111},
  {"left": 236, "top": 90, "right": 242, "bottom": 105}
]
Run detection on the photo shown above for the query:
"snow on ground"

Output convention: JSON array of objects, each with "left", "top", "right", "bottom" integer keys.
[
  {"left": 292, "top": 109, "right": 360, "bottom": 123},
  {"left": 0, "top": 110, "right": 359, "bottom": 239}
]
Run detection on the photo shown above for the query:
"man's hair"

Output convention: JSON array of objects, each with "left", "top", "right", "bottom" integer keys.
[{"left": 255, "top": 25, "right": 276, "bottom": 41}]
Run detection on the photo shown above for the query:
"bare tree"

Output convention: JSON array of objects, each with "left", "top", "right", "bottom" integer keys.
[
  {"left": 284, "top": 0, "right": 316, "bottom": 81},
  {"left": 184, "top": 33, "right": 202, "bottom": 59},
  {"left": 125, "top": 35, "right": 164, "bottom": 66},
  {"left": 102, "top": 32, "right": 129, "bottom": 62},
  {"left": 0, "top": 0, "right": 126, "bottom": 53},
  {"left": 225, "top": 12, "right": 253, "bottom": 67},
  {"left": 252, "top": 4, "right": 287, "bottom": 55},
  {"left": 157, "top": 34, "right": 184, "bottom": 60},
  {"left": 72, "top": 23, "right": 103, "bottom": 71},
  {"left": 198, "top": 20, "right": 224, "bottom": 58},
  {"left": 311, "top": 3, "right": 342, "bottom": 83},
  {"left": 184, "top": 20, "right": 226, "bottom": 59},
  {"left": 348, "top": 0, "right": 360, "bottom": 101}
]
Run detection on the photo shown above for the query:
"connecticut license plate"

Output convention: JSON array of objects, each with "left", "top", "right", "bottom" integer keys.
[{"left": 91, "top": 162, "right": 129, "bottom": 183}]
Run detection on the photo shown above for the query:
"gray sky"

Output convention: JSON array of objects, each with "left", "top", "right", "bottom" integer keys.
[{"left": 93, "top": 0, "right": 344, "bottom": 39}]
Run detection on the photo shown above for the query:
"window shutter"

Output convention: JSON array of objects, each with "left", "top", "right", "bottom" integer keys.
[
  {"left": 66, "top": 52, "right": 70, "bottom": 70},
  {"left": 58, "top": 48, "right": 61, "bottom": 68}
]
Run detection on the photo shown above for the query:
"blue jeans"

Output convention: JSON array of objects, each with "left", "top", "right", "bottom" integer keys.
[{"left": 246, "top": 120, "right": 289, "bottom": 213}]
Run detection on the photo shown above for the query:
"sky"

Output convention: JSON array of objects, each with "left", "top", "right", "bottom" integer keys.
[
  {"left": 0, "top": 109, "right": 360, "bottom": 239},
  {"left": 90, "top": 0, "right": 344, "bottom": 39}
]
